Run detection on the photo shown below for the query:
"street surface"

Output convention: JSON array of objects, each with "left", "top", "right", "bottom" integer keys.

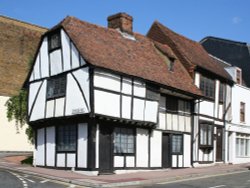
[
  {"left": 0, "top": 169, "right": 85, "bottom": 188},
  {"left": 144, "top": 170, "right": 250, "bottom": 188}
]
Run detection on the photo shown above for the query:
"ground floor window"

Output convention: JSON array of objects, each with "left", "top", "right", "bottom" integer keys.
[
  {"left": 236, "top": 133, "right": 250, "bottom": 157},
  {"left": 172, "top": 134, "right": 183, "bottom": 154},
  {"left": 57, "top": 124, "right": 77, "bottom": 152},
  {"left": 114, "top": 127, "right": 135, "bottom": 155},
  {"left": 199, "top": 123, "right": 213, "bottom": 148}
]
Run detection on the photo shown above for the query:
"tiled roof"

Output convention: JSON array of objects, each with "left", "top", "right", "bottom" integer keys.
[
  {"left": 0, "top": 15, "right": 47, "bottom": 96},
  {"left": 57, "top": 16, "right": 201, "bottom": 96},
  {"left": 201, "top": 36, "right": 250, "bottom": 87},
  {"left": 147, "top": 21, "right": 232, "bottom": 81}
]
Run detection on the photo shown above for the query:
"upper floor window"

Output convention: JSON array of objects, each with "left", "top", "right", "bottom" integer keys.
[
  {"left": 48, "top": 31, "right": 61, "bottom": 52},
  {"left": 200, "top": 75, "right": 215, "bottom": 99},
  {"left": 47, "top": 75, "right": 66, "bottom": 99},
  {"left": 57, "top": 124, "right": 76, "bottom": 152},
  {"left": 236, "top": 69, "right": 242, "bottom": 85},
  {"left": 219, "top": 83, "right": 225, "bottom": 103},
  {"left": 240, "top": 102, "right": 245, "bottom": 123}
]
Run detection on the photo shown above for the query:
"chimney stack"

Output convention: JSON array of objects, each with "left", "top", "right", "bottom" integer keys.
[{"left": 107, "top": 13, "right": 133, "bottom": 35}]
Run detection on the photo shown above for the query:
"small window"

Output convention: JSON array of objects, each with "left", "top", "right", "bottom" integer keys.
[
  {"left": 200, "top": 75, "right": 215, "bottom": 99},
  {"left": 168, "top": 58, "right": 175, "bottom": 72},
  {"left": 236, "top": 69, "right": 242, "bottom": 85},
  {"left": 172, "top": 134, "right": 183, "bottom": 154},
  {"left": 47, "top": 75, "right": 66, "bottom": 99},
  {"left": 240, "top": 102, "right": 245, "bottom": 123},
  {"left": 219, "top": 83, "right": 225, "bottom": 103},
  {"left": 48, "top": 31, "right": 61, "bottom": 52},
  {"left": 57, "top": 125, "right": 76, "bottom": 152},
  {"left": 114, "top": 127, "right": 134, "bottom": 154},
  {"left": 166, "top": 95, "right": 178, "bottom": 112},
  {"left": 199, "top": 123, "right": 213, "bottom": 148},
  {"left": 146, "top": 84, "right": 160, "bottom": 101}
]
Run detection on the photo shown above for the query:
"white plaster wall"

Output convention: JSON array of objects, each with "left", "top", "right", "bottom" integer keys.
[
  {"left": 57, "top": 153, "right": 65, "bottom": 167},
  {"left": 159, "top": 113, "right": 166, "bottom": 130},
  {"left": 46, "top": 126, "right": 55, "bottom": 167},
  {"left": 94, "top": 90, "right": 120, "bottom": 117},
  {"left": 36, "top": 128, "right": 45, "bottom": 166},
  {"left": 136, "top": 128, "right": 148, "bottom": 167},
  {"left": 95, "top": 124, "right": 99, "bottom": 169},
  {"left": 133, "top": 98, "right": 144, "bottom": 121},
  {"left": 172, "top": 155, "right": 177, "bottom": 167},
  {"left": 133, "top": 80, "right": 146, "bottom": 97},
  {"left": 94, "top": 71, "right": 121, "bottom": 92},
  {"left": 30, "top": 80, "right": 46, "bottom": 121},
  {"left": 183, "top": 134, "right": 191, "bottom": 167},
  {"left": 0, "top": 96, "right": 33, "bottom": 151},
  {"left": 55, "top": 98, "right": 65, "bottom": 117},
  {"left": 126, "top": 156, "right": 135, "bottom": 167},
  {"left": 40, "top": 37, "right": 49, "bottom": 78},
  {"left": 122, "top": 78, "right": 132, "bottom": 95},
  {"left": 71, "top": 43, "right": 80, "bottom": 69},
  {"left": 61, "top": 29, "right": 71, "bottom": 72},
  {"left": 46, "top": 100, "right": 54, "bottom": 118},
  {"left": 50, "top": 50, "right": 62, "bottom": 76},
  {"left": 33, "top": 54, "right": 40, "bottom": 80},
  {"left": 67, "top": 153, "right": 76, "bottom": 167},
  {"left": 144, "top": 101, "right": 158, "bottom": 123},
  {"left": 150, "top": 130, "right": 162, "bottom": 167},
  {"left": 114, "top": 156, "right": 124, "bottom": 167},
  {"left": 199, "top": 101, "right": 214, "bottom": 117},
  {"left": 29, "top": 81, "right": 42, "bottom": 114},
  {"left": 122, "top": 96, "right": 131, "bottom": 119},
  {"left": 78, "top": 123, "right": 88, "bottom": 168}
]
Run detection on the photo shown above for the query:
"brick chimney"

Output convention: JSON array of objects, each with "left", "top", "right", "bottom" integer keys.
[{"left": 107, "top": 13, "right": 133, "bottom": 35}]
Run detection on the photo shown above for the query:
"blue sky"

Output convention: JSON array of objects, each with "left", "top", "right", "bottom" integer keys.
[{"left": 1, "top": 0, "right": 249, "bottom": 42}]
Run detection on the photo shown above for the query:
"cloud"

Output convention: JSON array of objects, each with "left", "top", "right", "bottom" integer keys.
[{"left": 232, "top": 16, "right": 242, "bottom": 24}]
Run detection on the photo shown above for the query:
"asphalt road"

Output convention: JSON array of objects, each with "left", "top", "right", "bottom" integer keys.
[
  {"left": 0, "top": 169, "right": 85, "bottom": 188},
  {"left": 144, "top": 170, "right": 250, "bottom": 188}
]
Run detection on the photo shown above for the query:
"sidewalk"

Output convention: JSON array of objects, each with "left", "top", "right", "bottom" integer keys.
[{"left": 0, "top": 155, "right": 249, "bottom": 187}]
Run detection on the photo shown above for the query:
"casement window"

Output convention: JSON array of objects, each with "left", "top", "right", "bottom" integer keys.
[
  {"left": 172, "top": 134, "right": 183, "bottom": 154},
  {"left": 114, "top": 127, "right": 134, "bottom": 154},
  {"left": 199, "top": 123, "right": 213, "bottom": 148},
  {"left": 240, "top": 102, "right": 245, "bottom": 123},
  {"left": 236, "top": 69, "right": 242, "bottom": 85},
  {"left": 48, "top": 31, "right": 61, "bottom": 52},
  {"left": 236, "top": 134, "right": 250, "bottom": 157},
  {"left": 146, "top": 84, "right": 160, "bottom": 101},
  {"left": 57, "top": 125, "right": 76, "bottom": 152},
  {"left": 178, "top": 100, "right": 191, "bottom": 115},
  {"left": 166, "top": 95, "right": 178, "bottom": 112},
  {"left": 200, "top": 75, "right": 215, "bottom": 99},
  {"left": 47, "top": 75, "right": 66, "bottom": 99},
  {"left": 219, "top": 83, "right": 225, "bottom": 103}
]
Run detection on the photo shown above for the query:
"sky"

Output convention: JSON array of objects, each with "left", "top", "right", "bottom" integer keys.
[{"left": 1, "top": 0, "right": 250, "bottom": 43}]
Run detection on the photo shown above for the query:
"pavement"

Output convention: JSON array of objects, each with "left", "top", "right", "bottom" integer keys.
[{"left": 0, "top": 153, "right": 249, "bottom": 188}]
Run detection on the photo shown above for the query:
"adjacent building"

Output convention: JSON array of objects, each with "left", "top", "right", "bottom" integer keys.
[{"left": 0, "top": 15, "right": 47, "bottom": 152}]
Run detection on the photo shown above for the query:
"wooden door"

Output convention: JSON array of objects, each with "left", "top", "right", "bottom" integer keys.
[
  {"left": 99, "top": 125, "right": 113, "bottom": 174},
  {"left": 216, "top": 127, "right": 223, "bottom": 162},
  {"left": 162, "top": 133, "right": 171, "bottom": 168}
]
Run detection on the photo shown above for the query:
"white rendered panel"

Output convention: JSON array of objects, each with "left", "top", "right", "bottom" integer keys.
[
  {"left": 50, "top": 50, "right": 62, "bottom": 76},
  {"left": 178, "top": 155, "right": 183, "bottom": 167},
  {"left": 122, "top": 78, "right": 132, "bottom": 95},
  {"left": 46, "top": 100, "right": 54, "bottom": 118},
  {"left": 200, "top": 101, "right": 214, "bottom": 117},
  {"left": 61, "top": 29, "right": 71, "bottom": 71},
  {"left": 114, "top": 156, "right": 124, "bottom": 167},
  {"left": 166, "top": 113, "right": 172, "bottom": 130},
  {"left": 71, "top": 43, "right": 80, "bottom": 69},
  {"left": 72, "top": 68, "right": 90, "bottom": 110},
  {"left": 36, "top": 128, "right": 45, "bottom": 166},
  {"left": 40, "top": 37, "right": 49, "bottom": 77},
  {"left": 46, "top": 126, "right": 55, "bottom": 167},
  {"left": 133, "top": 98, "right": 145, "bottom": 121},
  {"left": 95, "top": 124, "right": 99, "bottom": 168},
  {"left": 94, "top": 71, "right": 121, "bottom": 92},
  {"left": 80, "top": 57, "right": 86, "bottom": 66},
  {"left": 172, "top": 114, "right": 178, "bottom": 131},
  {"left": 144, "top": 101, "right": 158, "bottom": 123},
  {"left": 179, "top": 115, "right": 185, "bottom": 132},
  {"left": 33, "top": 54, "right": 40, "bottom": 80},
  {"left": 57, "top": 153, "right": 65, "bottom": 167},
  {"left": 122, "top": 96, "right": 131, "bottom": 119},
  {"left": 65, "top": 74, "right": 88, "bottom": 116},
  {"left": 172, "top": 155, "right": 177, "bottom": 168},
  {"left": 159, "top": 113, "right": 166, "bottom": 130},
  {"left": 29, "top": 81, "right": 42, "bottom": 114},
  {"left": 94, "top": 90, "right": 120, "bottom": 118},
  {"left": 55, "top": 98, "right": 65, "bottom": 117},
  {"left": 150, "top": 130, "right": 162, "bottom": 167},
  {"left": 30, "top": 81, "right": 46, "bottom": 121},
  {"left": 185, "top": 117, "right": 191, "bottom": 132},
  {"left": 184, "top": 134, "right": 191, "bottom": 167},
  {"left": 78, "top": 123, "right": 88, "bottom": 168},
  {"left": 133, "top": 80, "right": 146, "bottom": 97},
  {"left": 136, "top": 128, "right": 149, "bottom": 167},
  {"left": 126, "top": 156, "right": 135, "bottom": 167},
  {"left": 218, "top": 104, "right": 223, "bottom": 119},
  {"left": 29, "top": 70, "right": 34, "bottom": 82},
  {"left": 67, "top": 153, "right": 76, "bottom": 167}
]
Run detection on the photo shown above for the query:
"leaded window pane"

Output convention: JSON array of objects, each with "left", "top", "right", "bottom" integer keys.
[
  {"left": 114, "top": 127, "right": 134, "bottom": 154},
  {"left": 57, "top": 125, "right": 76, "bottom": 152},
  {"left": 47, "top": 75, "right": 66, "bottom": 99},
  {"left": 172, "top": 134, "right": 183, "bottom": 154}
]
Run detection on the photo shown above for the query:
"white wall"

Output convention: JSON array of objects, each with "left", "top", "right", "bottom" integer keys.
[
  {"left": 46, "top": 126, "right": 55, "bottom": 167},
  {"left": 36, "top": 128, "right": 45, "bottom": 166},
  {"left": 150, "top": 130, "right": 162, "bottom": 167},
  {"left": 78, "top": 123, "right": 88, "bottom": 168},
  {"left": 136, "top": 128, "right": 149, "bottom": 167},
  {"left": 0, "top": 96, "right": 33, "bottom": 152}
]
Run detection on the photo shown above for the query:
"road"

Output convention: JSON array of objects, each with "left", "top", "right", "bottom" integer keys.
[
  {"left": 144, "top": 170, "right": 250, "bottom": 188},
  {"left": 0, "top": 169, "right": 85, "bottom": 188}
]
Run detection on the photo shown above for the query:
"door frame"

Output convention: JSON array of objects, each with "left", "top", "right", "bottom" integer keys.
[
  {"left": 162, "top": 133, "right": 172, "bottom": 168},
  {"left": 216, "top": 126, "right": 223, "bottom": 162}
]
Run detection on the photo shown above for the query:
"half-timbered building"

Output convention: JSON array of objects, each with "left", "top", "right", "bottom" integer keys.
[
  {"left": 27, "top": 13, "right": 202, "bottom": 174},
  {"left": 147, "top": 22, "right": 233, "bottom": 166}
]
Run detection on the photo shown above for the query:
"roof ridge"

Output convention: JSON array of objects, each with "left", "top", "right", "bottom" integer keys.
[
  {"left": 200, "top": 36, "right": 247, "bottom": 46},
  {"left": 0, "top": 15, "right": 47, "bottom": 32}
]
